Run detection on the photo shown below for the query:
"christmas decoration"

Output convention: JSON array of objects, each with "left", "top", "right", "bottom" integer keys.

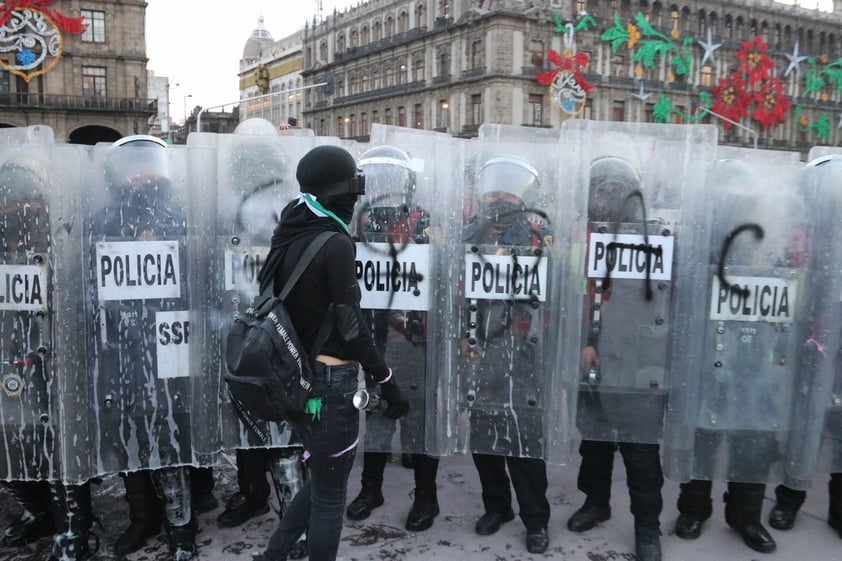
[
  {"left": 539, "top": 16, "right": 596, "bottom": 118},
  {"left": 0, "top": 1, "right": 86, "bottom": 82}
]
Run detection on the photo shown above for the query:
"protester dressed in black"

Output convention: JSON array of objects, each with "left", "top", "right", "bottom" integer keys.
[{"left": 253, "top": 145, "right": 408, "bottom": 561}]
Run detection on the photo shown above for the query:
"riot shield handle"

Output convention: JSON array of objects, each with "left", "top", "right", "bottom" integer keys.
[{"left": 717, "top": 223, "right": 764, "bottom": 298}]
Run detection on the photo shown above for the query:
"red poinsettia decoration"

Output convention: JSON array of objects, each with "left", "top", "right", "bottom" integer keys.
[
  {"left": 536, "top": 48, "right": 594, "bottom": 92},
  {"left": 751, "top": 76, "right": 791, "bottom": 129},
  {"left": 735, "top": 36, "right": 775, "bottom": 88},
  {"left": 711, "top": 75, "right": 752, "bottom": 129},
  {"left": 0, "top": 0, "right": 86, "bottom": 33}
]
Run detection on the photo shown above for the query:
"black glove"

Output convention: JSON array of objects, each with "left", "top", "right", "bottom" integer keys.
[{"left": 380, "top": 380, "right": 409, "bottom": 420}]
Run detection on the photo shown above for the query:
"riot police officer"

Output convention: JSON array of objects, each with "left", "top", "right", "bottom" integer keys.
[
  {"left": 461, "top": 155, "right": 551, "bottom": 554},
  {"left": 345, "top": 145, "right": 440, "bottom": 532},
  {"left": 89, "top": 135, "right": 203, "bottom": 560},
  {"left": 569, "top": 151, "right": 665, "bottom": 561},
  {"left": 0, "top": 153, "right": 97, "bottom": 561}
]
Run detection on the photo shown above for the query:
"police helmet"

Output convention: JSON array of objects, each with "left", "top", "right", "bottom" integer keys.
[
  {"left": 358, "top": 145, "right": 415, "bottom": 209},
  {"left": 105, "top": 134, "right": 169, "bottom": 190},
  {"left": 233, "top": 117, "right": 279, "bottom": 137},
  {"left": 477, "top": 155, "right": 540, "bottom": 207},
  {"left": 588, "top": 156, "right": 642, "bottom": 222}
]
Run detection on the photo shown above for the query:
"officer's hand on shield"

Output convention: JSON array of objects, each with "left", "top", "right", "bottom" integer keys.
[{"left": 380, "top": 379, "right": 409, "bottom": 420}]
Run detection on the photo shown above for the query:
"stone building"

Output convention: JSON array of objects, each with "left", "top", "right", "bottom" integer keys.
[
  {"left": 242, "top": 0, "right": 842, "bottom": 151},
  {"left": 0, "top": 0, "right": 156, "bottom": 144}
]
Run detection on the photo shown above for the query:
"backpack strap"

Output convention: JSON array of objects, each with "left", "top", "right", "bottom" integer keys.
[{"left": 259, "top": 230, "right": 337, "bottom": 300}]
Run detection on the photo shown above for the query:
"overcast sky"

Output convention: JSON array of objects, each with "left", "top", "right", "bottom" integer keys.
[
  {"left": 145, "top": 0, "right": 834, "bottom": 123},
  {"left": 145, "top": 0, "right": 357, "bottom": 122}
]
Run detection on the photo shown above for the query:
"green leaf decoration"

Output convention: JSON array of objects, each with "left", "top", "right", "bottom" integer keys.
[
  {"left": 816, "top": 113, "right": 831, "bottom": 141},
  {"left": 633, "top": 41, "right": 671, "bottom": 68},
  {"left": 553, "top": 11, "right": 566, "bottom": 32},
  {"left": 653, "top": 93, "right": 674, "bottom": 123},
  {"left": 601, "top": 14, "right": 629, "bottom": 52},
  {"left": 634, "top": 12, "right": 670, "bottom": 43},
  {"left": 575, "top": 15, "right": 596, "bottom": 32}
]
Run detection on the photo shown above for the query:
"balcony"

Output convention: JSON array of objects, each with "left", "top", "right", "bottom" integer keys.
[
  {"left": 460, "top": 66, "right": 486, "bottom": 80},
  {"left": 0, "top": 92, "right": 158, "bottom": 114},
  {"left": 432, "top": 74, "right": 452, "bottom": 85}
]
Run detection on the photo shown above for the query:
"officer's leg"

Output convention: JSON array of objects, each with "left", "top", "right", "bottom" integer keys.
[
  {"left": 0, "top": 480, "right": 53, "bottom": 547},
  {"left": 508, "top": 456, "right": 550, "bottom": 553},
  {"left": 189, "top": 466, "right": 217, "bottom": 514},
  {"left": 567, "top": 439, "right": 614, "bottom": 532},
  {"left": 218, "top": 448, "right": 271, "bottom": 528},
  {"left": 48, "top": 482, "right": 95, "bottom": 561},
  {"left": 269, "top": 447, "right": 308, "bottom": 559},
  {"left": 620, "top": 442, "right": 663, "bottom": 561},
  {"left": 346, "top": 451, "right": 389, "bottom": 520},
  {"left": 828, "top": 472, "right": 842, "bottom": 537},
  {"left": 724, "top": 481, "right": 776, "bottom": 554},
  {"left": 472, "top": 453, "right": 515, "bottom": 535},
  {"left": 114, "top": 470, "right": 161, "bottom": 556},
  {"left": 769, "top": 484, "right": 806, "bottom": 530},
  {"left": 674, "top": 479, "right": 713, "bottom": 539},
  {"left": 405, "top": 454, "right": 440, "bottom": 531}
]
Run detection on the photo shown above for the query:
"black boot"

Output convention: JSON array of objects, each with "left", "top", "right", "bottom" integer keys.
[
  {"left": 828, "top": 473, "right": 842, "bottom": 538},
  {"left": 405, "top": 489, "right": 439, "bottom": 531},
  {"left": 189, "top": 467, "right": 217, "bottom": 514},
  {"left": 674, "top": 480, "right": 713, "bottom": 540},
  {"left": 635, "top": 532, "right": 662, "bottom": 561},
  {"left": 346, "top": 480, "right": 384, "bottom": 521},
  {"left": 769, "top": 484, "right": 806, "bottom": 531},
  {"left": 724, "top": 482, "right": 776, "bottom": 554},
  {"left": 48, "top": 482, "right": 97, "bottom": 561},
  {"left": 114, "top": 471, "right": 161, "bottom": 556},
  {"left": 218, "top": 448, "right": 271, "bottom": 528},
  {"left": 0, "top": 480, "right": 54, "bottom": 547}
]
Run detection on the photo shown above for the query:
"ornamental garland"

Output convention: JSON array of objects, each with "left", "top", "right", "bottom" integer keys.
[
  {"left": 542, "top": 10, "right": 842, "bottom": 138},
  {"left": 0, "top": 0, "right": 85, "bottom": 33}
]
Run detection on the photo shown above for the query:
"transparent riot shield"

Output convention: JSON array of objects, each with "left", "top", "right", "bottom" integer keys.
[
  {"left": 666, "top": 157, "right": 807, "bottom": 484},
  {"left": 781, "top": 153, "right": 842, "bottom": 490},
  {"left": 80, "top": 140, "right": 196, "bottom": 476},
  {"left": 186, "top": 130, "right": 342, "bottom": 459},
  {"left": 349, "top": 124, "right": 455, "bottom": 457},
  {"left": 447, "top": 129, "right": 565, "bottom": 460},
  {"left": 0, "top": 144, "right": 79, "bottom": 482},
  {"left": 558, "top": 121, "right": 717, "bottom": 454}
]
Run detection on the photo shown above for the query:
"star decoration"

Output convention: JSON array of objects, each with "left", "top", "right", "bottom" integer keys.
[
  {"left": 632, "top": 80, "right": 653, "bottom": 101},
  {"left": 784, "top": 40, "right": 809, "bottom": 78},
  {"left": 696, "top": 27, "right": 722, "bottom": 68}
]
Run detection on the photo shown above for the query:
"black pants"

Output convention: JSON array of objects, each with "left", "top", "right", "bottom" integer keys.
[
  {"left": 576, "top": 439, "right": 663, "bottom": 535},
  {"left": 234, "top": 448, "right": 272, "bottom": 501},
  {"left": 360, "top": 451, "right": 439, "bottom": 495},
  {"left": 472, "top": 453, "right": 550, "bottom": 532}
]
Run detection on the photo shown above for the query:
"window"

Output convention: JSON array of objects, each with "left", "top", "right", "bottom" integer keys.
[
  {"left": 575, "top": 0, "right": 586, "bottom": 15},
  {"left": 471, "top": 40, "right": 483, "bottom": 69},
  {"left": 385, "top": 67, "right": 394, "bottom": 87},
  {"left": 373, "top": 21, "right": 382, "bottom": 42},
  {"left": 337, "top": 33, "right": 346, "bottom": 52},
  {"left": 362, "top": 26, "right": 370, "bottom": 45},
  {"left": 337, "top": 116, "right": 345, "bottom": 135},
  {"left": 82, "top": 66, "right": 106, "bottom": 96},
  {"left": 471, "top": 93, "right": 483, "bottom": 125},
  {"left": 439, "top": 99, "right": 449, "bottom": 128},
  {"left": 416, "top": 4, "right": 426, "bottom": 26},
  {"left": 320, "top": 42, "right": 328, "bottom": 61},
  {"left": 725, "top": 15, "right": 733, "bottom": 39},
  {"left": 670, "top": 105, "right": 684, "bottom": 124},
  {"left": 350, "top": 29, "right": 358, "bottom": 48},
  {"left": 439, "top": 0, "right": 450, "bottom": 17},
  {"left": 612, "top": 55, "right": 625, "bottom": 77},
  {"left": 612, "top": 100, "right": 625, "bottom": 121},
  {"left": 361, "top": 112, "right": 368, "bottom": 135},
  {"left": 385, "top": 16, "right": 394, "bottom": 37},
  {"left": 361, "top": 73, "right": 369, "bottom": 92},
  {"left": 438, "top": 50, "right": 449, "bottom": 76},
  {"left": 700, "top": 65, "right": 713, "bottom": 87},
  {"left": 372, "top": 110, "right": 380, "bottom": 124},
  {"left": 398, "top": 105, "right": 407, "bottom": 127},
  {"left": 644, "top": 103, "right": 655, "bottom": 122},
  {"left": 414, "top": 58, "right": 425, "bottom": 81},
  {"left": 398, "top": 11, "right": 409, "bottom": 33},
  {"left": 385, "top": 108, "right": 393, "bottom": 125},
  {"left": 583, "top": 98, "right": 593, "bottom": 120},
  {"left": 319, "top": 119, "right": 326, "bottom": 136},
  {"left": 397, "top": 61, "right": 406, "bottom": 85},
  {"left": 348, "top": 114, "right": 356, "bottom": 137},
  {"left": 528, "top": 94, "right": 543, "bottom": 126},
  {"left": 81, "top": 10, "right": 105, "bottom": 43},
  {"left": 414, "top": 103, "right": 423, "bottom": 128}
]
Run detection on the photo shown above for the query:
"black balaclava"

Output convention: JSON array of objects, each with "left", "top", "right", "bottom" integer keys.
[{"left": 296, "top": 144, "right": 360, "bottom": 225}]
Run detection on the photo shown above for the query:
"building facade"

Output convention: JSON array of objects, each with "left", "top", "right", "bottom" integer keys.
[
  {"left": 241, "top": 0, "right": 842, "bottom": 152},
  {"left": 0, "top": 0, "right": 156, "bottom": 144}
]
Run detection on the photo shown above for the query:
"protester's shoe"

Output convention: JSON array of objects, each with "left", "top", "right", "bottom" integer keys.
[
  {"left": 768, "top": 502, "right": 798, "bottom": 531},
  {"left": 216, "top": 492, "right": 269, "bottom": 528},
  {"left": 674, "top": 514, "right": 706, "bottom": 539},
  {"left": 346, "top": 486, "right": 384, "bottom": 521},
  {"left": 635, "top": 533, "right": 662, "bottom": 561},
  {"left": 287, "top": 536, "right": 308, "bottom": 559},
  {"left": 474, "top": 509, "right": 515, "bottom": 536},
  {"left": 405, "top": 492, "right": 439, "bottom": 532},
  {"left": 567, "top": 503, "right": 611, "bottom": 532},
  {"left": 0, "top": 510, "right": 54, "bottom": 547},
  {"left": 526, "top": 527, "right": 549, "bottom": 554}
]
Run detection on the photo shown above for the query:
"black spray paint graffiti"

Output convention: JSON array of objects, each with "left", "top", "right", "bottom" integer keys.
[
  {"left": 599, "top": 190, "right": 663, "bottom": 302},
  {"left": 717, "top": 223, "right": 765, "bottom": 299}
]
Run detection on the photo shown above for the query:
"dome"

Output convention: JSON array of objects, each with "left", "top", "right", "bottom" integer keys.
[{"left": 241, "top": 16, "right": 275, "bottom": 64}]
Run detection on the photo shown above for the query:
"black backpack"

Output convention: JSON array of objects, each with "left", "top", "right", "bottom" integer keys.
[{"left": 224, "top": 231, "right": 335, "bottom": 427}]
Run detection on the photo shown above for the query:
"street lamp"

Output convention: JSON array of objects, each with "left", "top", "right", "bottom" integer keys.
[
  {"left": 164, "top": 80, "right": 179, "bottom": 144},
  {"left": 183, "top": 94, "right": 193, "bottom": 135}
]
